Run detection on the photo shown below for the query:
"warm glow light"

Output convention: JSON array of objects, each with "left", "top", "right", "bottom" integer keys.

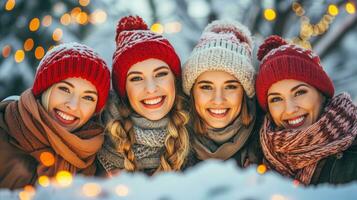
[
  {"left": 151, "top": 23, "right": 164, "bottom": 34},
  {"left": 115, "top": 184, "right": 129, "bottom": 197},
  {"left": 19, "top": 185, "right": 36, "bottom": 200},
  {"left": 2, "top": 45, "right": 11, "bottom": 58},
  {"left": 164, "top": 22, "right": 182, "bottom": 34},
  {"left": 264, "top": 8, "right": 276, "bottom": 21},
  {"left": 90, "top": 9, "right": 107, "bottom": 24},
  {"left": 38, "top": 175, "right": 50, "bottom": 187},
  {"left": 35, "top": 46, "right": 45, "bottom": 60},
  {"left": 76, "top": 12, "right": 88, "bottom": 25},
  {"left": 42, "top": 15, "right": 52, "bottom": 27},
  {"left": 71, "top": 7, "right": 82, "bottom": 18},
  {"left": 14, "top": 50, "right": 25, "bottom": 63},
  {"left": 271, "top": 194, "right": 287, "bottom": 200},
  {"left": 55, "top": 171, "right": 72, "bottom": 187},
  {"left": 292, "top": 179, "right": 300, "bottom": 187},
  {"left": 79, "top": 0, "right": 90, "bottom": 7},
  {"left": 52, "top": 28, "right": 63, "bottom": 41},
  {"left": 23, "top": 38, "right": 34, "bottom": 51},
  {"left": 328, "top": 4, "right": 339, "bottom": 16},
  {"left": 257, "top": 164, "right": 267, "bottom": 174},
  {"left": 5, "top": 0, "right": 16, "bottom": 11},
  {"left": 346, "top": 2, "right": 356, "bottom": 14},
  {"left": 82, "top": 183, "right": 101, "bottom": 197},
  {"left": 60, "top": 13, "right": 71, "bottom": 25},
  {"left": 29, "top": 18, "right": 40, "bottom": 32}
]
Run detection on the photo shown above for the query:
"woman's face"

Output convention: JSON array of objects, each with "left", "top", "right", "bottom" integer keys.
[
  {"left": 267, "top": 79, "right": 325, "bottom": 130},
  {"left": 126, "top": 58, "right": 176, "bottom": 121},
  {"left": 47, "top": 77, "right": 98, "bottom": 132},
  {"left": 193, "top": 71, "right": 244, "bottom": 129}
]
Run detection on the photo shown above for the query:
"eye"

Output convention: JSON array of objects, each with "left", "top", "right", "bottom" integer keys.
[
  {"left": 199, "top": 85, "right": 213, "bottom": 90},
  {"left": 58, "top": 86, "right": 70, "bottom": 93},
  {"left": 129, "top": 76, "right": 143, "bottom": 82},
  {"left": 155, "top": 71, "right": 168, "bottom": 78},
  {"left": 82, "top": 95, "right": 96, "bottom": 102},
  {"left": 295, "top": 89, "right": 307, "bottom": 97},
  {"left": 225, "top": 84, "right": 238, "bottom": 90},
  {"left": 269, "top": 96, "right": 283, "bottom": 103}
]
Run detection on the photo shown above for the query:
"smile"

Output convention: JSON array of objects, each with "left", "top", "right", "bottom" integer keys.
[
  {"left": 285, "top": 115, "right": 307, "bottom": 129},
  {"left": 54, "top": 109, "right": 78, "bottom": 125},
  {"left": 141, "top": 96, "right": 166, "bottom": 109},
  {"left": 207, "top": 108, "right": 229, "bottom": 118}
]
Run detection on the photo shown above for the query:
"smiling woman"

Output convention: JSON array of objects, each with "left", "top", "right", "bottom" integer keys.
[
  {"left": 0, "top": 42, "right": 110, "bottom": 189},
  {"left": 256, "top": 35, "right": 357, "bottom": 185}
]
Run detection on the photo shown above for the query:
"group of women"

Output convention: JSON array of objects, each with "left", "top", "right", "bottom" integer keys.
[{"left": 1, "top": 15, "right": 356, "bottom": 190}]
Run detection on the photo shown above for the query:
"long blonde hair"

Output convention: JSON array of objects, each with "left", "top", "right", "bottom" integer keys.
[{"left": 107, "top": 79, "right": 190, "bottom": 172}]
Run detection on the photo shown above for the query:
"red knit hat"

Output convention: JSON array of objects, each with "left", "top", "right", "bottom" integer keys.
[
  {"left": 112, "top": 15, "right": 181, "bottom": 97},
  {"left": 255, "top": 35, "right": 335, "bottom": 111},
  {"left": 32, "top": 42, "right": 110, "bottom": 113}
]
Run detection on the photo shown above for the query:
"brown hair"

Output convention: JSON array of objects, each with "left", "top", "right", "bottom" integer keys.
[{"left": 107, "top": 78, "right": 190, "bottom": 172}]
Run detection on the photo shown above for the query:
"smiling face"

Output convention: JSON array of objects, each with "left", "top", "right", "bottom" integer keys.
[
  {"left": 46, "top": 77, "right": 98, "bottom": 132},
  {"left": 267, "top": 79, "right": 325, "bottom": 130},
  {"left": 125, "top": 58, "right": 176, "bottom": 121},
  {"left": 192, "top": 71, "right": 244, "bottom": 129}
]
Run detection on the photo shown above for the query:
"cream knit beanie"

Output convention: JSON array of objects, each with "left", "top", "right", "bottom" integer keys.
[{"left": 182, "top": 19, "right": 255, "bottom": 97}]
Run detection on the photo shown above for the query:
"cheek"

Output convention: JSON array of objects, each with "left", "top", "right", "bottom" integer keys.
[{"left": 268, "top": 104, "right": 284, "bottom": 125}]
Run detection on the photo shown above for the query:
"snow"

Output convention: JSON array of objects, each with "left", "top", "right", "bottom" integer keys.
[{"left": 1, "top": 160, "right": 357, "bottom": 200}]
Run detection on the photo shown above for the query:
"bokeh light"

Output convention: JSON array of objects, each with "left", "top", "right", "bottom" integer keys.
[
  {"left": 42, "top": 15, "right": 52, "bottom": 27},
  {"left": 151, "top": 23, "right": 164, "bottom": 34},
  {"left": 14, "top": 49, "right": 25, "bottom": 63},
  {"left": 264, "top": 8, "right": 276, "bottom": 21},
  {"left": 164, "top": 22, "right": 182, "bottom": 34},
  {"left": 38, "top": 175, "right": 50, "bottom": 187},
  {"left": 29, "top": 18, "right": 40, "bottom": 32},
  {"left": 52, "top": 28, "right": 63, "bottom": 41},
  {"left": 76, "top": 12, "right": 88, "bottom": 25},
  {"left": 90, "top": 9, "right": 107, "bottom": 24},
  {"left": 82, "top": 183, "right": 102, "bottom": 197},
  {"left": 328, "top": 4, "right": 339, "bottom": 16},
  {"left": 5, "top": 0, "right": 16, "bottom": 11},
  {"left": 346, "top": 2, "right": 356, "bottom": 14},
  {"left": 2, "top": 45, "right": 12, "bottom": 58},
  {"left": 60, "top": 13, "right": 71, "bottom": 25},
  {"left": 79, "top": 0, "right": 90, "bottom": 7},
  {"left": 257, "top": 164, "right": 267, "bottom": 174},
  {"left": 55, "top": 171, "right": 73, "bottom": 187},
  {"left": 23, "top": 38, "right": 34, "bottom": 51},
  {"left": 115, "top": 184, "right": 129, "bottom": 197},
  {"left": 35, "top": 46, "right": 45, "bottom": 60}
]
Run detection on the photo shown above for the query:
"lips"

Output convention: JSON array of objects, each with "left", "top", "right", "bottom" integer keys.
[
  {"left": 54, "top": 109, "right": 78, "bottom": 125},
  {"left": 207, "top": 108, "right": 229, "bottom": 118},
  {"left": 285, "top": 114, "right": 307, "bottom": 129},
  {"left": 141, "top": 96, "right": 166, "bottom": 109}
]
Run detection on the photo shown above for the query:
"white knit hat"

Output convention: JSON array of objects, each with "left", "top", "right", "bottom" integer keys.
[{"left": 182, "top": 19, "right": 255, "bottom": 97}]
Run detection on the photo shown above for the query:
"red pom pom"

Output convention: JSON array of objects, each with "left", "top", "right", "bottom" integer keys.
[
  {"left": 115, "top": 15, "right": 148, "bottom": 42},
  {"left": 257, "top": 35, "right": 287, "bottom": 61}
]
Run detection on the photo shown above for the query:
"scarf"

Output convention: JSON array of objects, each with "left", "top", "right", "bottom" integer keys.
[
  {"left": 260, "top": 93, "right": 357, "bottom": 185},
  {"left": 97, "top": 115, "right": 169, "bottom": 172},
  {"left": 192, "top": 98, "right": 256, "bottom": 161},
  {"left": 4, "top": 89, "right": 104, "bottom": 177}
]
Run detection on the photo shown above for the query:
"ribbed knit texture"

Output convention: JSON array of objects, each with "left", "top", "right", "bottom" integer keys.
[
  {"left": 182, "top": 19, "right": 255, "bottom": 97},
  {"left": 32, "top": 42, "right": 110, "bottom": 112},
  {"left": 112, "top": 15, "right": 181, "bottom": 97}
]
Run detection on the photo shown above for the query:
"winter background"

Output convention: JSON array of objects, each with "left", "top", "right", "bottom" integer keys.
[{"left": 1, "top": 0, "right": 357, "bottom": 199}]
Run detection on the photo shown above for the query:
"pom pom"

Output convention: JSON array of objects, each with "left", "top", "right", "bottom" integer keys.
[
  {"left": 115, "top": 15, "right": 148, "bottom": 43},
  {"left": 257, "top": 35, "right": 287, "bottom": 61}
]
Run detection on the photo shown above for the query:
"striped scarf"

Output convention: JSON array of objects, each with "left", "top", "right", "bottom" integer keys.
[{"left": 260, "top": 93, "right": 357, "bottom": 185}]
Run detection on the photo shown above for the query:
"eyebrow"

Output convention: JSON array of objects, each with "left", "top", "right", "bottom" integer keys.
[
  {"left": 60, "top": 81, "right": 97, "bottom": 96},
  {"left": 127, "top": 66, "right": 170, "bottom": 77},
  {"left": 154, "top": 66, "right": 170, "bottom": 72},
  {"left": 225, "top": 80, "right": 240, "bottom": 84},
  {"left": 197, "top": 80, "right": 213, "bottom": 84},
  {"left": 267, "top": 83, "right": 310, "bottom": 97}
]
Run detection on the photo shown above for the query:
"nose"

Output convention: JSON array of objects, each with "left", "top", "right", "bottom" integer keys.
[
  {"left": 284, "top": 99, "right": 298, "bottom": 115},
  {"left": 65, "top": 96, "right": 79, "bottom": 110},
  {"left": 145, "top": 78, "right": 158, "bottom": 94},
  {"left": 212, "top": 88, "right": 224, "bottom": 105}
]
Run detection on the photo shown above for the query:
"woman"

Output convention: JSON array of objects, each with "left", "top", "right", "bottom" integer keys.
[
  {"left": 182, "top": 19, "right": 263, "bottom": 168},
  {"left": 0, "top": 43, "right": 110, "bottom": 189},
  {"left": 256, "top": 35, "right": 357, "bottom": 185},
  {"left": 97, "top": 15, "right": 190, "bottom": 175}
]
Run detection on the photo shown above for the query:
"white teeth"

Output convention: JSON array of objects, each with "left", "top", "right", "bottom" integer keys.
[
  {"left": 288, "top": 116, "right": 305, "bottom": 125},
  {"left": 209, "top": 109, "right": 228, "bottom": 115},
  {"left": 56, "top": 110, "right": 75, "bottom": 121},
  {"left": 143, "top": 97, "right": 163, "bottom": 105}
]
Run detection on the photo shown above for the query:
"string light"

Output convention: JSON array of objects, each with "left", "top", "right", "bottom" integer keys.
[
  {"left": 39, "top": 151, "right": 55, "bottom": 166},
  {"left": 38, "top": 176, "right": 50, "bottom": 187},
  {"left": 29, "top": 18, "right": 40, "bottom": 32},
  {"left": 79, "top": 0, "right": 90, "bottom": 7},
  {"left": 346, "top": 2, "right": 356, "bottom": 14},
  {"left": 14, "top": 49, "right": 25, "bottom": 63},
  {"left": 42, "top": 15, "right": 52, "bottom": 27},
  {"left": 5, "top": 0, "right": 16, "bottom": 11},
  {"left": 257, "top": 164, "right": 267, "bottom": 174},
  {"left": 76, "top": 12, "right": 88, "bottom": 25},
  {"left": 2, "top": 45, "right": 12, "bottom": 58},
  {"left": 19, "top": 185, "right": 36, "bottom": 200},
  {"left": 55, "top": 171, "right": 73, "bottom": 187},
  {"left": 82, "top": 183, "right": 101, "bottom": 197},
  {"left": 151, "top": 23, "right": 164, "bottom": 34},
  {"left": 328, "top": 4, "right": 339, "bottom": 16},
  {"left": 24, "top": 38, "right": 34, "bottom": 51},
  {"left": 264, "top": 8, "right": 277, "bottom": 21},
  {"left": 71, "top": 7, "right": 82, "bottom": 19},
  {"left": 52, "top": 28, "right": 63, "bottom": 41},
  {"left": 60, "top": 13, "right": 71, "bottom": 25}
]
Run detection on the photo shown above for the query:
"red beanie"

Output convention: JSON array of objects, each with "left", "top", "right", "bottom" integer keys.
[
  {"left": 32, "top": 42, "right": 110, "bottom": 113},
  {"left": 112, "top": 15, "right": 181, "bottom": 97},
  {"left": 255, "top": 35, "right": 335, "bottom": 111}
]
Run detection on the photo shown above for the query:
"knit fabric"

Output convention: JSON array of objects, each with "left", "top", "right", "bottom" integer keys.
[
  {"left": 260, "top": 93, "right": 357, "bottom": 185},
  {"left": 32, "top": 42, "right": 110, "bottom": 112},
  {"left": 182, "top": 19, "right": 255, "bottom": 97},
  {"left": 112, "top": 15, "right": 181, "bottom": 97},
  {"left": 256, "top": 35, "right": 334, "bottom": 111}
]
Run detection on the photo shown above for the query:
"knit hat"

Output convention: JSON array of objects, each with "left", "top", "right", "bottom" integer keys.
[
  {"left": 32, "top": 42, "right": 110, "bottom": 113},
  {"left": 112, "top": 15, "right": 181, "bottom": 97},
  {"left": 255, "top": 35, "right": 335, "bottom": 111},
  {"left": 182, "top": 19, "right": 255, "bottom": 97}
]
